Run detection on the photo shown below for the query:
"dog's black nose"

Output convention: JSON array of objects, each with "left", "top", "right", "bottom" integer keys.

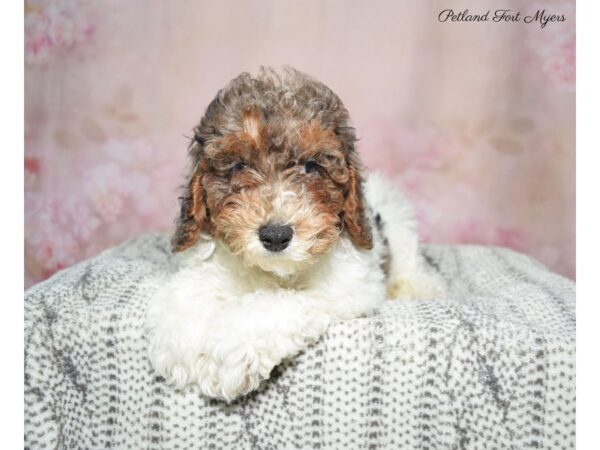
[{"left": 259, "top": 224, "right": 293, "bottom": 252}]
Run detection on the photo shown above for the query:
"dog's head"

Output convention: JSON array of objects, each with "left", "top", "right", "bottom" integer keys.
[{"left": 173, "top": 67, "right": 372, "bottom": 276}]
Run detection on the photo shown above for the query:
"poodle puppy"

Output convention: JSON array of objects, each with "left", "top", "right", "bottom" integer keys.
[{"left": 146, "top": 67, "right": 442, "bottom": 402}]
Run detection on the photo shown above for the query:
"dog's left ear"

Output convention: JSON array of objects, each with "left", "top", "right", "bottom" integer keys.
[{"left": 343, "top": 152, "right": 373, "bottom": 250}]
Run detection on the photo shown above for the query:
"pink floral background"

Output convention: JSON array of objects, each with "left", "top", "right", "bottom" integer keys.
[{"left": 24, "top": 0, "right": 575, "bottom": 288}]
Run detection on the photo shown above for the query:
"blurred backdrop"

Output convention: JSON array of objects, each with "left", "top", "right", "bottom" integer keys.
[{"left": 24, "top": 0, "right": 575, "bottom": 287}]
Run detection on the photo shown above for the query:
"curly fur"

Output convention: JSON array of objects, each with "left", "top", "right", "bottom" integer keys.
[{"left": 146, "top": 67, "right": 443, "bottom": 402}]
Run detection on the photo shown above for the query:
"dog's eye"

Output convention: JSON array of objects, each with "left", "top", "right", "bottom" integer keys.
[
  {"left": 304, "top": 160, "right": 320, "bottom": 174},
  {"left": 231, "top": 162, "right": 247, "bottom": 173}
]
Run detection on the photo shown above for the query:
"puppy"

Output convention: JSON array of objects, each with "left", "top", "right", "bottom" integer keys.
[{"left": 146, "top": 67, "right": 442, "bottom": 402}]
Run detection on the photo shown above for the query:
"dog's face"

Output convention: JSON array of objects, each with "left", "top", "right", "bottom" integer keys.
[{"left": 173, "top": 69, "right": 372, "bottom": 276}]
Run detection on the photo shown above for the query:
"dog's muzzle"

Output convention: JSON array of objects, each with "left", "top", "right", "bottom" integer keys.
[{"left": 259, "top": 224, "right": 293, "bottom": 252}]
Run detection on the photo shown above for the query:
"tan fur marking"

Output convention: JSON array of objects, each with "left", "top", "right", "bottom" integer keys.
[
  {"left": 242, "top": 108, "right": 263, "bottom": 145},
  {"left": 297, "top": 121, "right": 342, "bottom": 159}
]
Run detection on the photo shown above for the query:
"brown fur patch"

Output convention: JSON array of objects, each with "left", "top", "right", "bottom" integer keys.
[
  {"left": 296, "top": 121, "right": 350, "bottom": 186},
  {"left": 297, "top": 122, "right": 342, "bottom": 157}
]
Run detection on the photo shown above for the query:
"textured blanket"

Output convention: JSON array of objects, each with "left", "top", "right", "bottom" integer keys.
[{"left": 25, "top": 234, "right": 575, "bottom": 449}]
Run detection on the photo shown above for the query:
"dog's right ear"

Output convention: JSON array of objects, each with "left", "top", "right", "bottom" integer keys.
[{"left": 171, "top": 162, "right": 208, "bottom": 253}]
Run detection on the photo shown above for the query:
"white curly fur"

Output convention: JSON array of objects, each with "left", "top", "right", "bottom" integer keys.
[{"left": 146, "top": 174, "right": 443, "bottom": 402}]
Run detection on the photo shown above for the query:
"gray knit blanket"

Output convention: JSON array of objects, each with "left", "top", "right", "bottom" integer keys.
[{"left": 24, "top": 234, "right": 575, "bottom": 449}]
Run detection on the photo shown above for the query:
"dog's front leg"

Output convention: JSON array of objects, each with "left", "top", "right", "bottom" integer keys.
[
  {"left": 147, "top": 273, "right": 330, "bottom": 402},
  {"left": 203, "top": 290, "right": 331, "bottom": 401},
  {"left": 146, "top": 267, "right": 230, "bottom": 395}
]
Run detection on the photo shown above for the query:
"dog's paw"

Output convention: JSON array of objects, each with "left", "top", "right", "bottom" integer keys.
[
  {"left": 148, "top": 331, "right": 279, "bottom": 402},
  {"left": 387, "top": 271, "right": 445, "bottom": 300},
  {"left": 207, "top": 345, "right": 276, "bottom": 402},
  {"left": 147, "top": 334, "right": 203, "bottom": 390}
]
